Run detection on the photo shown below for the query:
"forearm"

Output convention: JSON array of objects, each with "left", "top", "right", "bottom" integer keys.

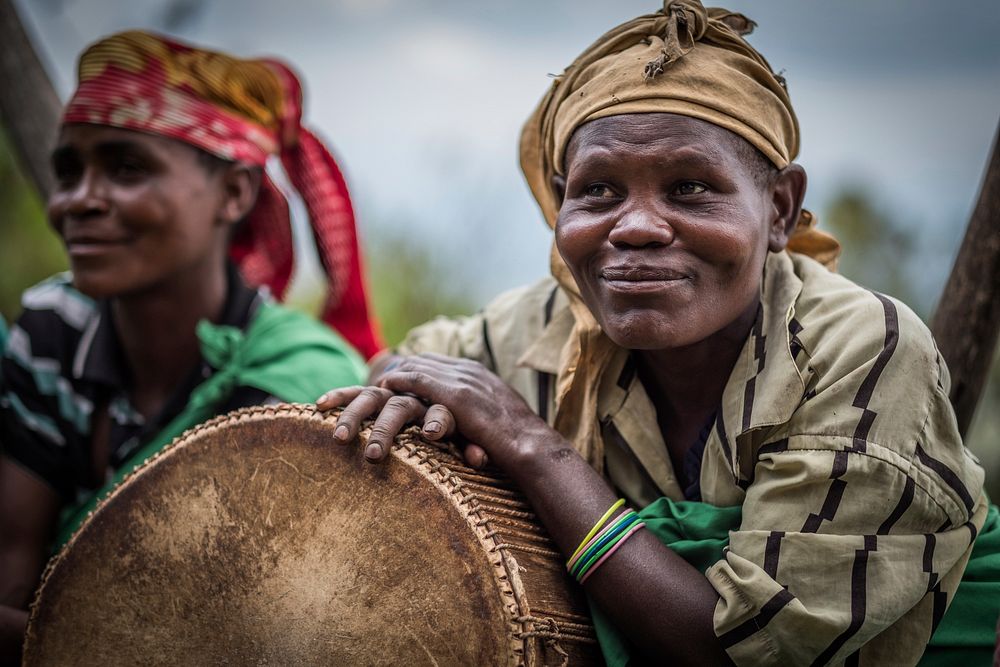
[
  {"left": 0, "top": 605, "right": 26, "bottom": 666},
  {"left": 508, "top": 427, "right": 732, "bottom": 666},
  {"left": 350, "top": 355, "right": 731, "bottom": 662}
]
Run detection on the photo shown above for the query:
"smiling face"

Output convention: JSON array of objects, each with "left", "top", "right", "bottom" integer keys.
[
  {"left": 47, "top": 124, "right": 235, "bottom": 300},
  {"left": 554, "top": 113, "right": 803, "bottom": 351}
]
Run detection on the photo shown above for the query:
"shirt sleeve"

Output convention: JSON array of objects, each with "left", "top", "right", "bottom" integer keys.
[
  {"left": 709, "top": 445, "right": 985, "bottom": 666},
  {"left": 395, "top": 312, "right": 492, "bottom": 369},
  {"left": 0, "top": 319, "right": 81, "bottom": 500}
]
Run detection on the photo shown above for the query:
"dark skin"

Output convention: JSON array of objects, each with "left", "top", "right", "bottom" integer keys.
[
  {"left": 0, "top": 125, "right": 259, "bottom": 664},
  {"left": 319, "top": 113, "right": 806, "bottom": 665}
]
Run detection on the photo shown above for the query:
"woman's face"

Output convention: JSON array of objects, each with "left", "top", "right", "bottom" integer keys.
[
  {"left": 47, "top": 124, "right": 232, "bottom": 299},
  {"left": 554, "top": 113, "right": 800, "bottom": 351}
]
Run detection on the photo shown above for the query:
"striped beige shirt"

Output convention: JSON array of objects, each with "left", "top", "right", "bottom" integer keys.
[{"left": 398, "top": 250, "right": 986, "bottom": 666}]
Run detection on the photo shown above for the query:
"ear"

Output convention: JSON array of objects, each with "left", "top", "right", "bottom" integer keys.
[
  {"left": 551, "top": 174, "right": 567, "bottom": 205},
  {"left": 217, "top": 163, "right": 262, "bottom": 227},
  {"left": 767, "top": 163, "right": 807, "bottom": 252}
]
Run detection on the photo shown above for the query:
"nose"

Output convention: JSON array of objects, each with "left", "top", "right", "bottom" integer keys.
[
  {"left": 607, "top": 202, "right": 675, "bottom": 249},
  {"left": 49, "top": 168, "right": 110, "bottom": 225}
]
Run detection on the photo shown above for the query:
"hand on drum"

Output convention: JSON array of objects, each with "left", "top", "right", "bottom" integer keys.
[{"left": 316, "top": 353, "right": 555, "bottom": 473}]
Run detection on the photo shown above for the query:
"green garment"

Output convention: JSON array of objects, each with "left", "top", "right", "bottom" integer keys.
[
  {"left": 591, "top": 498, "right": 1000, "bottom": 666},
  {"left": 55, "top": 302, "right": 367, "bottom": 547}
]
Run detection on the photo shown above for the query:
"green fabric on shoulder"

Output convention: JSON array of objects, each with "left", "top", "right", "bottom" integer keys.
[
  {"left": 55, "top": 302, "right": 367, "bottom": 547},
  {"left": 590, "top": 498, "right": 1000, "bottom": 667}
]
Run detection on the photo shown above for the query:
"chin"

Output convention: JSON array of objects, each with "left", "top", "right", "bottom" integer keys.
[
  {"left": 600, "top": 318, "right": 693, "bottom": 351},
  {"left": 70, "top": 277, "right": 119, "bottom": 300},
  {"left": 69, "top": 267, "right": 131, "bottom": 300}
]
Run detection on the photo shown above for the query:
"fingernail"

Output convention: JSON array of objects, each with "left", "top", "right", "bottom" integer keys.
[
  {"left": 365, "top": 443, "right": 383, "bottom": 460},
  {"left": 477, "top": 454, "right": 489, "bottom": 469},
  {"left": 423, "top": 421, "right": 441, "bottom": 435},
  {"left": 334, "top": 425, "right": 349, "bottom": 442},
  {"left": 316, "top": 392, "right": 329, "bottom": 405}
]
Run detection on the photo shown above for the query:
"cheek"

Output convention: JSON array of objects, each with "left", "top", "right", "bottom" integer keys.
[
  {"left": 554, "top": 213, "right": 606, "bottom": 278},
  {"left": 46, "top": 195, "right": 68, "bottom": 234},
  {"left": 688, "top": 214, "right": 768, "bottom": 282}
]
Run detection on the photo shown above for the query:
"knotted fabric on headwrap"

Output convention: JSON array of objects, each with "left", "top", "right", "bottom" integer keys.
[
  {"left": 63, "top": 31, "right": 384, "bottom": 359},
  {"left": 518, "top": 1, "right": 840, "bottom": 471}
]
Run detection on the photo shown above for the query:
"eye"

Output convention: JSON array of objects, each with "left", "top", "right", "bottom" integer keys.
[
  {"left": 110, "top": 155, "right": 149, "bottom": 182},
  {"left": 585, "top": 183, "right": 617, "bottom": 199},
  {"left": 673, "top": 181, "right": 707, "bottom": 196},
  {"left": 52, "top": 156, "right": 82, "bottom": 189}
]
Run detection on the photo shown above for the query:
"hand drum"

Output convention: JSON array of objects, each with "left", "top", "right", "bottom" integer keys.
[{"left": 24, "top": 404, "right": 602, "bottom": 666}]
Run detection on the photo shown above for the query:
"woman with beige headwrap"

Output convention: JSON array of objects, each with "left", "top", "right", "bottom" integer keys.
[{"left": 320, "top": 2, "right": 993, "bottom": 664}]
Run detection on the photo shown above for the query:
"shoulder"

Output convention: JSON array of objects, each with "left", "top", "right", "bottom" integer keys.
[
  {"left": 5, "top": 273, "right": 98, "bottom": 372},
  {"left": 19, "top": 273, "right": 97, "bottom": 332},
  {"left": 481, "top": 276, "right": 563, "bottom": 342},
  {"left": 268, "top": 302, "right": 367, "bottom": 367},
  {"left": 1, "top": 275, "right": 99, "bottom": 492},
  {"left": 398, "top": 277, "right": 562, "bottom": 365},
  {"left": 788, "top": 253, "right": 943, "bottom": 405},
  {"left": 198, "top": 302, "right": 368, "bottom": 402},
  {"left": 774, "top": 254, "right": 982, "bottom": 522}
]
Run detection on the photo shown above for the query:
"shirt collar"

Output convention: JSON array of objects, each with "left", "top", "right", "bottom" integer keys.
[
  {"left": 517, "top": 287, "right": 574, "bottom": 375},
  {"left": 718, "top": 250, "right": 805, "bottom": 479}
]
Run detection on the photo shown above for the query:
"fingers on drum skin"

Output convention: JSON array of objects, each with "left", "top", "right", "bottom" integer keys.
[
  {"left": 332, "top": 386, "right": 395, "bottom": 444},
  {"left": 316, "top": 385, "right": 366, "bottom": 409},
  {"left": 421, "top": 404, "right": 456, "bottom": 441},
  {"left": 364, "top": 395, "right": 426, "bottom": 463}
]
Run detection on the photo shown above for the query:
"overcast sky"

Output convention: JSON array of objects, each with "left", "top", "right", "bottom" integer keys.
[{"left": 15, "top": 0, "right": 1000, "bottom": 304}]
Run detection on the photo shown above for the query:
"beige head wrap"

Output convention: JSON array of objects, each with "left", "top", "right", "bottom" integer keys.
[{"left": 519, "top": 0, "right": 840, "bottom": 471}]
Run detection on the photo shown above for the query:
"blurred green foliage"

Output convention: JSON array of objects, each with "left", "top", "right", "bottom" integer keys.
[
  {"left": 824, "top": 187, "right": 921, "bottom": 315},
  {"left": 0, "top": 128, "right": 66, "bottom": 322},
  {"left": 365, "top": 233, "right": 476, "bottom": 348}
]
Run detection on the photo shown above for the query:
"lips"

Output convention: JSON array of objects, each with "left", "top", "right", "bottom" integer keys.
[
  {"left": 597, "top": 264, "right": 691, "bottom": 296},
  {"left": 63, "top": 232, "right": 133, "bottom": 258},
  {"left": 600, "top": 265, "right": 689, "bottom": 281}
]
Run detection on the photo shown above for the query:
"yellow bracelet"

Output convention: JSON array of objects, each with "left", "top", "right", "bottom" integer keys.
[{"left": 569, "top": 498, "right": 625, "bottom": 563}]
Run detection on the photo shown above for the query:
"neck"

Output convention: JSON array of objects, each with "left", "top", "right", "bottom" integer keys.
[
  {"left": 112, "top": 261, "right": 229, "bottom": 418},
  {"left": 635, "top": 297, "right": 759, "bottom": 453}
]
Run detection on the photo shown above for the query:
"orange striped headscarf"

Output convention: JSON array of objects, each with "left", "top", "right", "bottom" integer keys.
[{"left": 64, "top": 31, "right": 384, "bottom": 359}]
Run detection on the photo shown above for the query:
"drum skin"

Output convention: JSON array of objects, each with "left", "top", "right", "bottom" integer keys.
[{"left": 24, "top": 404, "right": 602, "bottom": 666}]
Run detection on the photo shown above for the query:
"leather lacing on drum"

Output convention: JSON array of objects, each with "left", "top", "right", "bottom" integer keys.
[
  {"left": 393, "top": 420, "right": 598, "bottom": 666},
  {"left": 46, "top": 403, "right": 599, "bottom": 667}
]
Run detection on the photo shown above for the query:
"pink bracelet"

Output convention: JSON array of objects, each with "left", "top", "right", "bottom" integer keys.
[
  {"left": 578, "top": 522, "right": 646, "bottom": 584},
  {"left": 567, "top": 510, "right": 628, "bottom": 572}
]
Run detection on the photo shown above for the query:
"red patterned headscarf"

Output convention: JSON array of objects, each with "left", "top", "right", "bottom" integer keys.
[{"left": 63, "top": 30, "right": 384, "bottom": 359}]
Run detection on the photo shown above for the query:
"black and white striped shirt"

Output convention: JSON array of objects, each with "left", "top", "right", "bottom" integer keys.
[{"left": 0, "top": 267, "right": 268, "bottom": 503}]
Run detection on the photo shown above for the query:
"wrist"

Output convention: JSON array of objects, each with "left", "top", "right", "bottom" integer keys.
[
  {"left": 367, "top": 351, "right": 400, "bottom": 384},
  {"left": 505, "top": 417, "right": 579, "bottom": 484}
]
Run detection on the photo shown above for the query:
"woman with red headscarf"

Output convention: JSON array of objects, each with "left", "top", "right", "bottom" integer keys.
[{"left": 0, "top": 31, "right": 380, "bottom": 661}]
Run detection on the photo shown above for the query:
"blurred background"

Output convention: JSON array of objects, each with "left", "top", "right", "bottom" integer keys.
[{"left": 2, "top": 0, "right": 999, "bottom": 494}]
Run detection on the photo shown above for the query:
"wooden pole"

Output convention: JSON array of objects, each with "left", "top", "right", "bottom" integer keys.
[
  {"left": 0, "top": 0, "right": 61, "bottom": 200},
  {"left": 931, "top": 120, "right": 1000, "bottom": 438}
]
